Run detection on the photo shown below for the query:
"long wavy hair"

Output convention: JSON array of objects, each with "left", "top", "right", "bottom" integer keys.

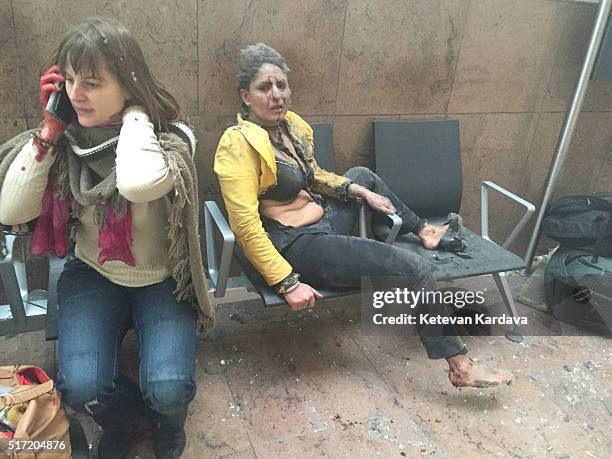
[{"left": 46, "top": 17, "right": 182, "bottom": 130}]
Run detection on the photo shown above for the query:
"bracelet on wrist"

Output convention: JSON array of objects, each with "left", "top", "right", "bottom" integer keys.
[
  {"left": 283, "top": 281, "right": 301, "bottom": 293},
  {"left": 32, "top": 130, "right": 58, "bottom": 150},
  {"left": 276, "top": 272, "right": 301, "bottom": 294}
]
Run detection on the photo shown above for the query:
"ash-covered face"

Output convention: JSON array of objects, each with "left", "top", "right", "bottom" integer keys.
[{"left": 240, "top": 63, "right": 291, "bottom": 128}]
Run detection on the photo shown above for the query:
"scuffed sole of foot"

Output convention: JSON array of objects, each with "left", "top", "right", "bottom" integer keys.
[{"left": 448, "top": 369, "right": 513, "bottom": 389}]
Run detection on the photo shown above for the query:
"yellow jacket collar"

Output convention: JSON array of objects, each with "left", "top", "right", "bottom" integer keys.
[
  {"left": 235, "top": 113, "right": 277, "bottom": 174},
  {"left": 235, "top": 111, "right": 307, "bottom": 169}
]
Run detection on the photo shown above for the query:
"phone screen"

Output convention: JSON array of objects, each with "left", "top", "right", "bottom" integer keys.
[{"left": 45, "top": 82, "right": 76, "bottom": 124}]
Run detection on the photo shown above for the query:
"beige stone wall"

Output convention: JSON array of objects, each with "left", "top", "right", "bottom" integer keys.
[{"left": 2, "top": 0, "right": 611, "bottom": 254}]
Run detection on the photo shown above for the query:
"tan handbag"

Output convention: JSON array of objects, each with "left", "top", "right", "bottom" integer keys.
[{"left": 0, "top": 365, "right": 71, "bottom": 458}]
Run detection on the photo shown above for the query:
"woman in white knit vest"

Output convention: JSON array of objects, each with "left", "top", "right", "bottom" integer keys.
[{"left": 0, "top": 17, "right": 213, "bottom": 458}]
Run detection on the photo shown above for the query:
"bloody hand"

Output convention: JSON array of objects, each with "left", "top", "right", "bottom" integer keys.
[
  {"left": 34, "top": 65, "right": 68, "bottom": 159},
  {"left": 39, "top": 65, "right": 69, "bottom": 138}
]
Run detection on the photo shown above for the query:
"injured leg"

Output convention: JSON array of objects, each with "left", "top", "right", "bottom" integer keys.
[{"left": 446, "top": 354, "right": 513, "bottom": 388}]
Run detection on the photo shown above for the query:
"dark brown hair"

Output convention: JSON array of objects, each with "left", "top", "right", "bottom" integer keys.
[{"left": 47, "top": 17, "right": 182, "bottom": 130}]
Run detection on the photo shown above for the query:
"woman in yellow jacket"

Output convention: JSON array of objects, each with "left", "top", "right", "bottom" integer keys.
[{"left": 214, "top": 43, "right": 511, "bottom": 389}]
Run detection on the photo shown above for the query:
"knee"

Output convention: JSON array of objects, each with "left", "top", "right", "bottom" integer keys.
[
  {"left": 412, "top": 261, "right": 436, "bottom": 290},
  {"left": 416, "top": 265, "right": 436, "bottom": 289},
  {"left": 57, "top": 372, "right": 98, "bottom": 411},
  {"left": 141, "top": 379, "right": 195, "bottom": 416},
  {"left": 345, "top": 166, "right": 376, "bottom": 187},
  {"left": 57, "top": 350, "right": 104, "bottom": 411},
  {"left": 392, "top": 251, "right": 436, "bottom": 288}
]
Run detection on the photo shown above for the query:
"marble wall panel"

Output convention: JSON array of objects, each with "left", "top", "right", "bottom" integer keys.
[
  {"left": 448, "top": 0, "right": 562, "bottom": 113},
  {"left": 192, "top": 114, "right": 235, "bottom": 200},
  {"left": 336, "top": 0, "right": 468, "bottom": 115},
  {"left": 518, "top": 113, "right": 565, "bottom": 207},
  {"left": 12, "top": 0, "right": 198, "bottom": 117},
  {"left": 583, "top": 80, "right": 612, "bottom": 112},
  {"left": 509, "top": 111, "right": 612, "bottom": 255},
  {"left": 505, "top": 113, "right": 563, "bottom": 254},
  {"left": 0, "top": 0, "right": 24, "bottom": 117},
  {"left": 25, "top": 116, "right": 40, "bottom": 131},
  {"left": 455, "top": 113, "right": 539, "bottom": 241},
  {"left": 12, "top": 0, "right": 99, "bottom": 120},
  {"left": 538, "top": 1, "right": 612, "bottom": 113},
  {"left": 198, "top": 0, "right": 347, "bottom": 117},
  {"left": 522, "top": 108, "right": 612, "bottom": 203},
  {"left": 553, "top": 111, "right": 612, "bottom": 199},
  {"left": 592, "top": 145, "right": 612, "bottom": 191},
  {"left": 538, "top": 3, "right": 595, "bottom": 112},
  {"left": 0, "top": 117, "right": 28, "bottom": 144}
]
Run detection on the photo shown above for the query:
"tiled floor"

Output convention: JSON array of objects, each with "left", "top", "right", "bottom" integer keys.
[{"left": 1, "top": 273, "right": 611, "bottom": 458}]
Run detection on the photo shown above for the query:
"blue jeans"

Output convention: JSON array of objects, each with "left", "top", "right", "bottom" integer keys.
[{"left": 56, "top": 257, "right": 198, "bottom": 436}]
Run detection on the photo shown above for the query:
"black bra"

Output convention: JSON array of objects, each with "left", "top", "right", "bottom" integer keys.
[{"left": 260, "top": 158, "right": 307, "bottom": 202}]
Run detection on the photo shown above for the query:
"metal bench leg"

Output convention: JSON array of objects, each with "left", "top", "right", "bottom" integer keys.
[
  {"left": 0, "top": 234, "right": 28, "bottom": 335},
  {"left": 1, "top": 234, "right": 50, "bottom": 336},
  {"left": 0, "top": 258, "right": 27, "bottom": 327},
  {"left": 45, "top": 255, "right": 65, "bottom": 341},
  {"left": 492, "top": 272, "right": 524, "bottom": 343}
]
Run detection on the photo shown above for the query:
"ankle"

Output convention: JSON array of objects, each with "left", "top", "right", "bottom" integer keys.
[
  {"left": 417, "top": 223, "right": 431, "bottom": 239},
  {"left": 447, "top": 354, "right": 471, "bottom": 371},
  {"left": 153, "top": 427, "right": 186, "bottom": 459},
  {"left": 98, "top": 429, "right": 134, "bottom": 459}
]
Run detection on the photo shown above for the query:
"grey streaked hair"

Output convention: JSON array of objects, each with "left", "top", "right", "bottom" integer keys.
[
  {"left": 236, "top": 43, "right": 290, "bottom": 116},
  {"left": 236, "top": 43, "right": 290, "bottom": 91}
]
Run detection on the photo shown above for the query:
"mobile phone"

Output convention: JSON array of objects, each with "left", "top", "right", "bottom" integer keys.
[{"left": 45, "top": 81, "right": 76, "bottom": 124}]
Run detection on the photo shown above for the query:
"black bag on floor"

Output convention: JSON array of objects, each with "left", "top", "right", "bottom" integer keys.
[
  {"left": 542, "top": 193, "right": 612, "bottom": 255},
  {"left": 544, "top": 247, "right": 612, "bottom": 336},
  {"left": 543, "top": 194, "right": 612, "bottom": 336}
]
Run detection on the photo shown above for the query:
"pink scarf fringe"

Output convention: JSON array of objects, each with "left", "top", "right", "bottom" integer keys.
[
  {"left": 97, "top": 201, "right": 135, "bottom": 266},
  {"left": 32, "top": 174, "right": 134, "bottom": 265}
]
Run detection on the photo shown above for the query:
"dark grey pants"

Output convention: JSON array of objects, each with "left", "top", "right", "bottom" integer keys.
[{"left": 282, "top": 167, "right": 467, "bottom": 359}]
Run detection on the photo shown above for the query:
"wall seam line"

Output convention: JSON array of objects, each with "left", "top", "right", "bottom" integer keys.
[
  {"left": 196, "top": 0, "right": 200, "bottom": 117},
  {"left": 445, "top": 0, "right": 471, "bottom": 116},
  {"left": 294, "top": 110, "right": 601, "bottom": 117},
  {"left": 516, "top": 112, "right": 544, "bottom": 222},
  {"left": 333, "top": 0, "right": 349, "bottom": 116},
  {"left": 120, "top": 110, "right": 612, "bottom": 119},
  {"left": 10, "top": 0, "right": 28, "bottom": 126}
]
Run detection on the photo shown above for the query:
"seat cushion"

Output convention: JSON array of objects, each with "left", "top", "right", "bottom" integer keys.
[
  {"left": 234, "top": 245, "right": 357, "bottom": 306},
  {"left": 390, "top": 216, "right": 526, "bottom": 280},
  {"left": 233, "top": 215, "right": 525, "bottom": 305}
]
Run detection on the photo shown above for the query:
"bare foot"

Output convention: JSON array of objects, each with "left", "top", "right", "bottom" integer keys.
[
  {"left": 447, "top": 355, "right": 512, "bottom": 388},
  {"left": 418, "top": 223, "right": 449, "bottom": 250}
]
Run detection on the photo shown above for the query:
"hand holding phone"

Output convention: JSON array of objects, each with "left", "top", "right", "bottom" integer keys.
[
  {"left": 39, "top": 66, "right": 72, "bottom": 138},
  {"left": 45, "top": 81, "right": 76, "bottom": 125},
  {"left": 32, "top": 66, "right": 72, "bottom": 160}
]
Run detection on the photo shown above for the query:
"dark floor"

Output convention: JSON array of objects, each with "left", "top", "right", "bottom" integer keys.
[{"left": 1, "top": 273, "right": 611, "bottom": 458}]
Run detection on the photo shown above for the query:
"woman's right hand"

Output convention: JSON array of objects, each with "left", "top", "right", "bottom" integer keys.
[
  {"left": 39, "top": 65, "right": 68, "bottom": 142},
  {"left": 284, "top": 282, "right": 323, "bottom": 311}
]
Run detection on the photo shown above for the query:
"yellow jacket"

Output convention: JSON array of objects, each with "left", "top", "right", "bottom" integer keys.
[{"left": 214, "top": 111, "right": 351, "bottom": 285}]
